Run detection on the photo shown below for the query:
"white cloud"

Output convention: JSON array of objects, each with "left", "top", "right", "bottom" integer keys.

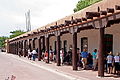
[{"left": 0, "top": 0, "right": 79, "bottom": 36}]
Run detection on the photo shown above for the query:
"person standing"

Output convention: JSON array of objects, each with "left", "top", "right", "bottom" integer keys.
[
  {"left": 114, "top": 53, "right": 120, "bottom": 74},
  {"left": 28, "top": 49, "right": 32, "bottom": 60},
  {"left": 50, "top": 49, "right": 53, "bottom": 61},
  {"left": 92, "top": 49, "right": 98, "bottom": 70},
  {"left": 81, "top": 49, "right": 88, "bottom": 69},
  {"left": 32, "top": 48, "right": 37, "bottom": 61},
  {"left": 60, "top": 48, "right": 64, "bottom": 65},
  {"left": 18, "top": 48, "right": 22, "bottom": 57},
  {"left": 107, "top": 52, "right": 114, "bottom": 74}
]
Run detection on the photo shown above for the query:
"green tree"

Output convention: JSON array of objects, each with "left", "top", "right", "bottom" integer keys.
[
  {"left": 9, "top": 30, "right": 26, "bottom": 39},
  {"left": 0, "top": 30, "right": 26, "bottom": 48},
  {"left": 74, "top": 0, "right": 102, "bottom": 12},
  {"left": 0, "top": 36, "right": 8, "bottom": 48}
]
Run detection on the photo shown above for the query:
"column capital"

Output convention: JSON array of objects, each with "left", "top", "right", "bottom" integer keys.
[
  {"left": 45, "top": 34, "right": 49, "bottom": 38},
  {"left": 37, "top": 36, "right": 41, "bottom": 40},
  {"left": 32, "top": 38, "right": 34, "bottom": 41},
  {"left": 55, "top": 31, "right": 60, "bottom": 37},
  {"left": 70, "top": 27, "right": 78, "bottom": 35}
]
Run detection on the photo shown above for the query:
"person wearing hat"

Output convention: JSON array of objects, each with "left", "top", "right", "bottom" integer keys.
[{"left": 107, "top": 51, "right": 114, "bottom": 74}]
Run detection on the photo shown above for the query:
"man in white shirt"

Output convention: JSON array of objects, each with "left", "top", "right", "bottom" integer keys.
[
  {"left": 107, "top": 52, "right": 113, "bottom": 74},
  {"left": 32, "top": 49, "right": 37, "bottom": 61},
  {"left": 114, "top": 53, "right": 120, "bottom": 74}
]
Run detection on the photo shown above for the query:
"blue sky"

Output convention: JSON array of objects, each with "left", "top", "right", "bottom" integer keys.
[{"left": 0, "top": 0, "right": 79, "bottom": 37}]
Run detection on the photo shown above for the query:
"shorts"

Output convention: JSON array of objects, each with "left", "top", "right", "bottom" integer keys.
[
  {"left": 114, "top": 62, "right": 120, "bottom": 71},
  {"left": 107, "top": 63, "right": 112, "bottom": 67}
]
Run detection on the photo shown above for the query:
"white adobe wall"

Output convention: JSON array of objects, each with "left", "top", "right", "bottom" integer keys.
[
  {"left": 77, "top": 29, "right": 99, "bottom": 53},
  {"left": 49, "top": 23, "right": 120, "bottom": 55},
  {"left": 49, "top": 30, "right": 99, "bottom": 53},
  {"left": 49, "top": 36, "right": 56, "bottom": 50},
  {"left": 105, "top": 24, "right": 120, "bottom": 54}
]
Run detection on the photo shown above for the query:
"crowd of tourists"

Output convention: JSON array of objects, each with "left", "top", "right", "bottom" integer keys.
[{"left": 17, "top": 47, "right": 120, "bottom": 75}]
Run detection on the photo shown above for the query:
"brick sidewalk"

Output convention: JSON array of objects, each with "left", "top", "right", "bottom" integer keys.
[{"left": 7, "top": 53, "right": 120, "bottom": 80}]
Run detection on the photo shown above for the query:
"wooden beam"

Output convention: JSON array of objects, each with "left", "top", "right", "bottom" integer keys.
[
  {"left": 82, "top": 17, "right": 87, "bottom": 21},
  {"left": 107, "top": 8, "right": 114, "bottom": 13},
  {"left": 115, "top": 5, "right": 120, "bottom": 10},
  {"left": 75, "top": 18, "right": 82, "bottom": 23},
  {"left": 86, "top": 12, "right": 100, "bottom": 19},
  {"left": 100, "top": 11, "right": 107, "bottom": 15},
  {"left": 64, "top": 20, "right": 71, "bottom": 26}
]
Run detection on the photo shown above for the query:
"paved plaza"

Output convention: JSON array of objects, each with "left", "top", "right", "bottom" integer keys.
[{"left": 0, "top": 52, "right": 120, "bottom": 80}]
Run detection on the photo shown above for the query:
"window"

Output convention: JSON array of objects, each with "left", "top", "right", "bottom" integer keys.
[{"left": 81, "top": 37, "right": 88, "bottom": 52}]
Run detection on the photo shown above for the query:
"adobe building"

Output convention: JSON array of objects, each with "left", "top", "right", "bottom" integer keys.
[{"left": 6, "top": 0, "right": 120, "bottom": 77}]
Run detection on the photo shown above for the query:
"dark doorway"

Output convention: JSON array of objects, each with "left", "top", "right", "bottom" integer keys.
[
  {"left": 81, "top": 37, "right": 88, "bottom": 52},
  {"left": 64, "top": 40, "right": 67, "bottom": 53},
  {"left": 104, "top": 34, "right": 113, "bottom": 55}
]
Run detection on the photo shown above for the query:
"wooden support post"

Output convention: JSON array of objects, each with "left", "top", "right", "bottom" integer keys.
[
  {"left": 43, "top": 37, "right": 45, "bottom": 51},
  {"left": 16, "top": 42, "right": 18, "bottom": 55},
  {"left": 38, "top": 37, "right": 42, "bottom": 61},
  {"left": 15, "top": 42, "right": 17, "bottom": 54},
  {"left": 46, "top": 37, "right": 49, "bottom": 63},
  {"left": 23, "top": 41, "right": 26, "bottom": 57},
  {"left": 72, "top": 32, "right": 78, "bottom": 70},
  {"left": 10, "top": 44, "right": 12, "bottom": 53},
  {"left": 13, "top": 43, "right": 15, "bottom": 54},
  {"left": 12, "top": 43, "right": 14, "bottom": 54},
  {"left": 27, "top": 39, "right": 30, "bottom": 51},
  {"left": 56, "top": 36, "right": 60, "bottom": 66},
  {"left": 32, "top": 39, "right": 35, "bottom": 50},
  {"left": 9, "top": 44, "right": 11, "bottom": 53},
  {"left": 98, "top": 27, "right": 104, "bottom": 77},
  {"left": 21, "top": 41, "right": 23, "bottom": 56}
]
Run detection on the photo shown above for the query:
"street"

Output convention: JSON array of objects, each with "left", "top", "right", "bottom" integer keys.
[{"left": 0, "top": 52, "right": 75, "bottom": 80}]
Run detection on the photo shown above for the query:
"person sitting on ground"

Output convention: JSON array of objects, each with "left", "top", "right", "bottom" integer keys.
[
  {"left": 107, "top": 52, "right": 114, "bottom": 74},
  {"left": 81, "top": 49, "right": 88, "bottom": 70}
]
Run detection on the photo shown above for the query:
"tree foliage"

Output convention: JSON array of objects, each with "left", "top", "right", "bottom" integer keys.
[
  {"left": 0, "top": 30, "right": 26, "bottom": 48},
  {"left": 0, "top": 36, "right": 8, "bottom": 48},
  {"left": 74, "top": 0, "right": 102, "bottom": 12},
  {"left": 9, "top": 30, "right": 26, "bottom": 39}
]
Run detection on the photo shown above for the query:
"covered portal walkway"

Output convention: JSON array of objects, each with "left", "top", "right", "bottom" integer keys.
[{"left": 6, "top": 1, "right": 120, "bottom": 77}]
